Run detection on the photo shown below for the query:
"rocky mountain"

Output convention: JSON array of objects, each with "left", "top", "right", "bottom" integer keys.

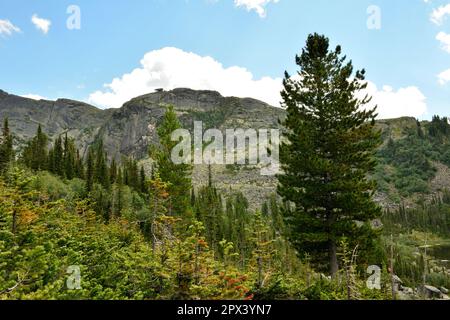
[
  {"left": 0, "top": 88, "right": 284, "bottom": 208},
  {"left": 1, "top": 88, "right": 449, "bottom": 209},
  {"left": 0, "top": 89, "right": 113, "bottom": 157},
  {"left": 96, "top": 88, "right": 283, "bottom": 160},
  {"left": 0, "top": 88, "right": 283, "bottom": 158}
]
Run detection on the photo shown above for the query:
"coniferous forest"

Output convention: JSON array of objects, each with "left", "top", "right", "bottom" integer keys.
[{"left": 0, "top": 34, "right": 449, "bottom": 302}]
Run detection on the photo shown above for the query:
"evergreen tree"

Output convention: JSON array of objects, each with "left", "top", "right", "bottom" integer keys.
[
  {"left": 416, "top": 119, "right": 424, "bottom": 139},
  {"left": 35, "top": 125, "right": 48, "bottom": 171},
  {"left": 0, "top": 118, "right": 14, "bottom": 173},
  {"left": 261, "top": 201, "right": 269, "bottom": 217},
  {"left": 122, "top": 157, "right": 139, "bottom": 191},
  {"left": 85, "top": 147, "right": 95, "bottom": 193},
  {"left": 63, "top": 134, "right": 76, "bottom": 180},
  {"left": 193, "top": 185, "right": 225, "bottom": 256},
  {"left": 94, "top": 140, "right": 110, "bottom": 189},
  {"left": 140, "top": 165, "right": 146, "bottom": 194},
  {"left": 47, "top": 148, "right": 55, "bottom": 174},
  {"left": 53, "top": 136, "right": 64, "bottom": 177},
  {"left": 110, "top": 158, "right": 118, "bottom": 184},
  {"left": 277, "top": 34, "right": 382, "bottom": 276},
  {"left": 249, "top": 211, "right": 275, "bottom": 291},
  {"left": 129, "top": 159, "right": 139, "bottom": 190},
  {"left": 152, "top": 105, "right": 192, "bottom": 217},
  {"left": 116, "top": 168, "right": 124, "bottom": 215},
  {"left": 429, "top": 115, "right": 450, "bottom": 140},
  {"left": 21, "top": 125, "right": 48, "bottom": 171},
  {"left": 190, "top": 189, "right": 196, "bottom": 207},
  {"left": 74, "top": 149, "right": 85, "bottom": 179}
]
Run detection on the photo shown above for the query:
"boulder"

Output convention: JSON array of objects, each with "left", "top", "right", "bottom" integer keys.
[
  {"left": 401, "top": 287, "right": 414, "bottom": 295},
  {"left": 419, "top": 285, "right": 443, "bottom": 299}
]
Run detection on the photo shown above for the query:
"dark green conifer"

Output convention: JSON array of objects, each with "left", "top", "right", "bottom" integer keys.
[{"left": 278, "top": 33, "right": 382, "bottom": 276}]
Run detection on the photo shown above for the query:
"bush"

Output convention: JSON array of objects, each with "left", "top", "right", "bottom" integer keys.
[{"left": 33, "top": 171, "right": 70, "bottom": 200}]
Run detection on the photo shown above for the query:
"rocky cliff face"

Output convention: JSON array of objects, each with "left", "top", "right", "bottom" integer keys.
[
  {"left": 2, "top": 88, "right": 449, "bottom": 210},
  {"left": 0, "top": 88, "right": 284, "bottom": 158},
  {"left": 0, "top": 88, "right": 285, "bottom": 207},
  {"left": 95, "top": 88, "right": 284, "bottom": 160},
  {"left": 0, "top": 90, "right": 113, "bottom": 156}
]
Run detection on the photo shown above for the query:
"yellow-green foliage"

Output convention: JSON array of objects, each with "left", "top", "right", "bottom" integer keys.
[
  {"left": 0, "top": 169, "right": 297, "bottom": 300},
  {"left": 0, "top": 168, "right": 394, "bottom": 300}
]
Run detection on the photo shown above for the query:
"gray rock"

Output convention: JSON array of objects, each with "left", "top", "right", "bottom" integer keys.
[
  {"left": 419, "top": 285, "right": 443, "bottom": 299},
  {"left": 0, "top": 88, "right": 285, "bottom": 209}
]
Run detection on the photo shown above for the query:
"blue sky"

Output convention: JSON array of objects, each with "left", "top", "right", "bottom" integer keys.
[{"left": 0, "top": 0, "right": 449, "bottom": 119}]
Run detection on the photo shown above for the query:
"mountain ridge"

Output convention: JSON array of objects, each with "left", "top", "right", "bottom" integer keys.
[
  {"left": 1, "top": 88, "right": 448, "bottom": 209},
  {"left": 0, "top": 88, "right": 284, "bottom": 158}
]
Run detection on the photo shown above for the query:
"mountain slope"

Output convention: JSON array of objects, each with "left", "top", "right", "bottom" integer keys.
[
  {"left": 0, "top": 89, "right": 113, "bottom": 157},
  {"left": 1, "top": 88, "right": 449, "bottom": 209},
  {"left": 96, "top": 88, "right": 284, "bottom": 160},
  {"left": 0, "top": 88, "right": 284, "bottom": 159}
]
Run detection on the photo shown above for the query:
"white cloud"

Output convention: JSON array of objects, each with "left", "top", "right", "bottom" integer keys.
[
  {"left": 22, "top": 94, "right": 48, "bottom": 101},
  {"left": 361, "top": 82, "right": 428, "bottom": 119},
  {"left": 438, "top": 68, "right": 450, "bottom": 85},
  {"left": 88, "top": 47, "right": 283, "bottom": 109},
  {"left": 436, "top": 31, "right": 450, "bottom": 53},
  {"left": 233, "top": 0, "right": 279, "bottom": 18},
  {"left": 430, "top": 4, "right": 450, "bottom": 25},
  {"left": 0, "top": 19, "right": 20, "bottom": 36},
  {"left": 88, "top": 47, "right": 428, "bottom": 120},
  {"left": 31, "top": 14, "right": 51, "bottom": 34}
]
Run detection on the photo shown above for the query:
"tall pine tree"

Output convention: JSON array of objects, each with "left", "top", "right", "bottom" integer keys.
[
  {"left": 0, "top": 118, "right": 14, "bottom": 173},
  {"left": 21, "top": 125, "right": 48, "bottom": 171},
  {"left": 94, "top": 139, "right": 110, "bottom": 189},
  {"left": 277, "top": 34, "right": 382, "bottom": 276},
  {"left": 85, "top": 147, "right": 95, "bottom": 193},
  {"left": 63, "top": 134, "right": 76, "bottom": 180},
  {"left": 151, "top": 105, "right": 192, "bottom": 217}
]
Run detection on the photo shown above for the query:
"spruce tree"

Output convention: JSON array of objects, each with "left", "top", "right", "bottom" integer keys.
[
  {"left": 116, "top": 168, "right": 124, "bottom": 216},
  {"left": 94, "top": 140, "right": 110, "bottom": 189},
  {"left": 74, "top": 149, "right": 85, "bottom": 179},
  {"left": 140, "top": 165, "right": 146, "bottom": 194},
  {"left": 152, "top": 105, "right": 192, "bottom": 217},
  {"left": 63, "top": 134, "right": 76, "bottom": 180},
  {"left": 35, "top": 125, "right": 48, "bottom": 171},
  {"left": 85, "top": 147, "right": 95, "bottom": 193},
  {"left": 129, "top": 159, "right": 139, "bottom": 190},
  {"left": 53, "top": 136, "right": 64, "bottom": 177},
  {"left": 21, "top": 125, "right": 48, "bottom": 171},
  {"left": 47, "top": 148, "right": 56, "bottom": 174},
  {"left": 193, "top": 184, "right": 225, "bottom": 255},
  {"left": 277, "top": 33, "right": 382, "bottom": 276},
  {"left": 110, "top": 158, "right": 118, "bottom": 184},
  {"left": 0, "top": 118, "right": 14, "bottom": 173}
]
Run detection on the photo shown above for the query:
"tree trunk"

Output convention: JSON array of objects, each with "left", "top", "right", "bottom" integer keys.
[
  {"left": 329, "top": 240, "right": 339, "bottom": 277},
  {"left": 12, "top": 208, "right": 17, "bottom": 235}
]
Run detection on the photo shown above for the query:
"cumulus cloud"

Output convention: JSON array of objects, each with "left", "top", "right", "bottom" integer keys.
[
  {"left": 233, "top": 0, "right": 280, "bottom": 18},
  {"left": 31, "top": 14, "right": 51, "bottom": 34},
  {"left": 22, "top": 94, "right": 49, "bottom": 101},
  {"left": 0, "top": 19, "right": 20, "bottom": 36},
  {"left": 436, "top": 31, "right": 450, "bottom": 53},
  {"left": 361, "top": 82, "right": 428, "bottom": 120},
  {"left": 88, "top": 47, "right": 428, "bottom": 120},
  {"left": 430, "top": 4, "right": 450, "bottom": 25},
  {"left": 438, "top": 68, "right": 450, "bottom": 85},
  {"left": 88, "top": 47, "right": 283, "bottom": 109}
]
